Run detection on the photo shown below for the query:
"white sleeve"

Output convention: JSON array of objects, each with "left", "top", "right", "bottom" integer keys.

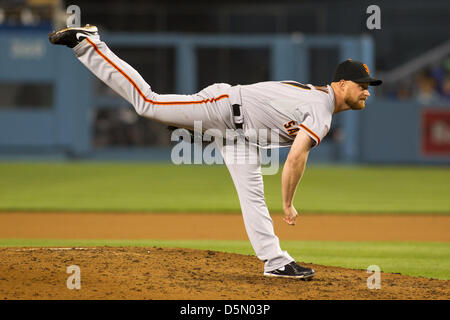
[{"left": 294, "top": 103, "right": 331, "bottom": 147}]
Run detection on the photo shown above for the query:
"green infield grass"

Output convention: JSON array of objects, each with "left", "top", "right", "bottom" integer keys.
[
  {"left": 0, "top": 163, "right": 449, "bottom": 214},
  {"left": 1, "top": 239, "right": 448, "bottom": 280}
]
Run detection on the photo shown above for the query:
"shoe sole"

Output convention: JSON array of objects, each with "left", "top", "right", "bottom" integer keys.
[
  {"left": 49, "top": 26, "right": 98, "bottom": 45},
  {"left": 49, "top": 26, "right": 97, "bottom": 40},
  {"left": 263, "top": 272, "right": 315, "bottom": 280},
  {"left": 52, "top": 25, "right": 98, "bottom": 35}
]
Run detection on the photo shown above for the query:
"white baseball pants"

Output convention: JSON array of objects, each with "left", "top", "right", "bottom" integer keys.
[
  {"left": 73, "top": 37, "right": 294, "bottom": 272},
  {"left": 219, "top": 143, "right": 294, "bottom": 271},
  {"left": 73, "top": 38, "right": 234, "bottom": 134}
]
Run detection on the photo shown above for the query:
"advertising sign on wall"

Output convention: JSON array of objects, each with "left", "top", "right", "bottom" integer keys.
[{"left": 421, "top": 109, "right": 450, "bottom": 156}]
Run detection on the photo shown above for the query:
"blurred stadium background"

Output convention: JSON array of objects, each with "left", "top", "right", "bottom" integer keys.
[
  {"left": 0, "top": 0, "right": 450, "bottom": 287},
  {"left": 0, "top": 0, "right": 448, "bottom": 165}
]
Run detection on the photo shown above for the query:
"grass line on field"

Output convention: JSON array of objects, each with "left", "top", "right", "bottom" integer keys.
[{"left": 0, "top": 208, "right": 448, "bottom": 216}]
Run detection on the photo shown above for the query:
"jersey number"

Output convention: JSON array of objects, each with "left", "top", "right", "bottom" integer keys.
[{"left": 284, "top": 120, "right": 300, "bottom": 136}]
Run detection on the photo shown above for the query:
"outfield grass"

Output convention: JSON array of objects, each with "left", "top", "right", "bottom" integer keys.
[
  {"left": 1, "top": 239, "right": 448, "bottom": 280},
  {"left": 0, "top": 163, "right": 449, "bottom": 214}
]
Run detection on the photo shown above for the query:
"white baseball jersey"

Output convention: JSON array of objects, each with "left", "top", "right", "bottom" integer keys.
[{"left": 231, "top": 81, "right": 335, "bottom": 148}]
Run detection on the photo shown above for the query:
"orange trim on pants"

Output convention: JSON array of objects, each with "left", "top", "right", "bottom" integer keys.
[{"left": 85, "top": 38, "right": 229, "bottom": 105}]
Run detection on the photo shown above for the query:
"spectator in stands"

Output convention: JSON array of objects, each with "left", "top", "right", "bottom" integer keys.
[
  {"left": 387, "top": 58, "right": 450, "bottom": 103},
  {"left": 414, "top": 70, "right": 441, "bottom": 105},
  {"left": 442, "top": 75, "right": 450, "bottom": 100},
  {"left": 396, "top": 82, "right": 412, "bottom": 100},
  {"left": 441, "top": 57, "right": 450, "bottom": 100}
]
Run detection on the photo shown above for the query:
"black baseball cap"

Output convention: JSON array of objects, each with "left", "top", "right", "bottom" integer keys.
[{"left": 333, "top": 59, "right": 382, "bottom": 86}]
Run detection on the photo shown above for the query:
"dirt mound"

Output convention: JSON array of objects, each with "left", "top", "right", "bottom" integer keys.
[{"left": 0, "top": 247, "right": 448, "bottom": 300}]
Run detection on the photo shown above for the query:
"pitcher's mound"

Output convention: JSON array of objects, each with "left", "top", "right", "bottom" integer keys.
[{"left": 0, "top": 247, "right": 448, "bottom": 300}]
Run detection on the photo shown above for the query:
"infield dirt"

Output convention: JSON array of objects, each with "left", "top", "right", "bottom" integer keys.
[
  {"left": 0, "top": 213, "right": 449, "bottom": 300},
  {"left": 0, "top": 246, "right": 449, "bottom": 300}
]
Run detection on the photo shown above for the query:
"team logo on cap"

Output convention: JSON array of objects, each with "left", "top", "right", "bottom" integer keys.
[{"left": 363, "top": 64, "right": 370, "bottom": 75}]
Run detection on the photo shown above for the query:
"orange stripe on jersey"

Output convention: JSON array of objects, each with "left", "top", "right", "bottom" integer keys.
[
  {"left": 149, "top": 94, "right": 230, "bottom": 105},
  {"left": 85, "top": 38, "right": 229, "bottom": 105},
  {"left": 299, "top": 124, "right": 321, "bottom": 145},
  {"left": 281, "top": 81, "right": 311, "bottom": 90}
]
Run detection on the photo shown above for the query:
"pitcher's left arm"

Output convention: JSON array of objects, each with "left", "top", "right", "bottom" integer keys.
[{"left": 281, "top": 130, "right": 313, "bottom": 225}]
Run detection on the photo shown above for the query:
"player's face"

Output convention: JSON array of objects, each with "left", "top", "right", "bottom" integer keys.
[{"left": 344, "top": 81, "right": 370, "bottom": 110}]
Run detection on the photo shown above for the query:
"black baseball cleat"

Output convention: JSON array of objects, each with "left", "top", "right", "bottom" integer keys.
[
  {"left": 48, "top": 24, "right": 99, "bottom": 48},
  {"left": 263, "top": 261, "right": 315, "bottom": 280}
]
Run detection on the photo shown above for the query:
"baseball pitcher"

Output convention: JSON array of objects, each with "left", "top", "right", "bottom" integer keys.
[{"left": 49, "top": 25, "right": 382, "bottom": 279}]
